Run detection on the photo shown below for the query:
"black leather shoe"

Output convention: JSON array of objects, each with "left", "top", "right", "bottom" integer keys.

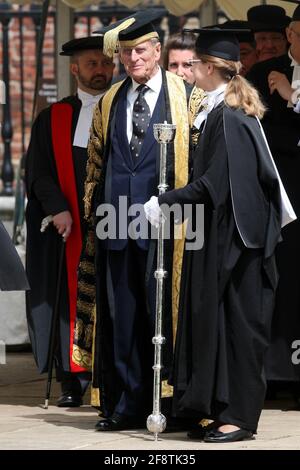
[
  {"left": 95, "top": 413, "right": 145, "bottom": 431},
  {"left": 57, "top": 394, "right": 82, "bottom": 407},
  {"left": 203, "top": 428, "right": 253, "bottom": 443}
]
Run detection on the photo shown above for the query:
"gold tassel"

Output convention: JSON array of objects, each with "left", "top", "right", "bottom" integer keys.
[{"left": 103, "top": 18, "right": 136, "bottom": 58}]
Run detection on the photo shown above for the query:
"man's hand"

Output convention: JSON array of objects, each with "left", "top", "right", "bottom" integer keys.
[
  {"left": 52, "top": 211, "right": 73, "bottom": 240},
  {"left": 268, "top": 71, "right": 294, "bottom": 101}
]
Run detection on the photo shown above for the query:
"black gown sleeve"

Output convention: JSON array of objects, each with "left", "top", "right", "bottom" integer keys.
[
  {"left": 158, "top": 173, "right": 210, "bottom": 207},
  {"left": 25, "top": 107, "right": 70, "bottom": 216},
  {"left": 158, "top": 109, "right": 228, "bottom": 209}
]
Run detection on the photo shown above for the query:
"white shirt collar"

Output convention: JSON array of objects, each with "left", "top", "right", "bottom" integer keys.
[
  {"left": 77, "top": 87, "right": 103, "bottom": 106},
  {"left": 205, "top": 83, "right": 227, "bottom": 103},
  {"left": 73, "top": 88, "right": 105, "bottom": 148},
  {"left": 193, "top": 83, "right": 227, "bottom": 130},
  {"left": 126, "top": 67, "right": 162, "bottom": 142},
  {"left": 131, "top": 66, "right": 162, "bottom": 95},
  {"left": 288, "top": 48, "right": 300, "bottom": 67}
]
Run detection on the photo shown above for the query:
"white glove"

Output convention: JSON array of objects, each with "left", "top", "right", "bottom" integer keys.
[{"left": 144, "top": 196, "right": 164, "bottom": 228}]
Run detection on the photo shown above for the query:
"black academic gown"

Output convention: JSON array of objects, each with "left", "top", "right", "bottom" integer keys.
[
  {"left": 25, "top": 95, "right": 87, "bottom": 373},
  {"left": 159, "top": 104, "right": 282, "bottom": 432},
  {"left": 247, "top": 55, "right": 300, "bottom": 383},
  {"left": 0, "top": 221, "right": 28, "bottom": 291}
]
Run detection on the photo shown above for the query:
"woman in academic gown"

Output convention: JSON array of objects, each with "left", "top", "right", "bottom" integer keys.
[{"left": 144, "top": 28, "right": 296, "bottom": 443}]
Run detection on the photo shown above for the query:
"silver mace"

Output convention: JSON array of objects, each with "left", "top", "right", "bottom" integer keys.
[{"left": 147, "top": 121, "right": 176, "bottom": 441}]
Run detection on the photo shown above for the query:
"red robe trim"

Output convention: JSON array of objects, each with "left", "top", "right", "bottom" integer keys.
[{"left": 51, "top": 103, "right": 85, "bottom": 373}]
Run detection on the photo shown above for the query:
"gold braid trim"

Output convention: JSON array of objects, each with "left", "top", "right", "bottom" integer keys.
[
  {"left": 84, "top": 80, "right": 125, "bottom": 220},
  {"left": 74, "top": 318, "right": 84, "bottom": 343},
  {"left": 72, "top": 305, "right": 97, "bottom": 371},
  {"left": 85, "top": 230, "right": 95, "bottom": 257},
  {"left": 79, "top": 260, "right": 95, "bottom": 276},
  {"left": 84, "top": 103, "right": 104, "bottom": 220},
  {"left": 91, "top": 304, "right": 100, "bottom": 407},
  {"left": 162, "top": 380, "right": 173, "bottom": 398},
  {"left": 101, "top": 80, "right": 125, "bottom": 146},
  {"left": 73, "top": 344, "right": 93, "bottom": 370},
  {"left": 77, "top": 281, "right": 96, "bottom": 299},
  {"left": 165, "top": 71, "right": 189, "bottom": 344},
  {"left": 189, "top": 86, "right": 206, "bottom": 126},
  {"left": 166, "top": 71, "right": 189, "bottom": 190},
  {"left": 91, "top": 386, "right": 100, "bottom": 408},
  {"left": 77, "top": 299, "right": 94, "bottom": 316},
  {"left": 83, "top": 324, "right": 94, "bottom": 349},
  {"left": 189, "top": 86, "right": 206, "bottom": 147}
]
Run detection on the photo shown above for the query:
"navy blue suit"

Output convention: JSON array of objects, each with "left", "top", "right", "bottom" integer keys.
[
  {"left": 98, "top": 79, "right": 167, "bottom": 417},
  {"left": 103, "top": 82, "right": 163, "bottom": 251}
]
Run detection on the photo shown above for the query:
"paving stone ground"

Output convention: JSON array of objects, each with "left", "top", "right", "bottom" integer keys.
[{"left": 1, "top": 352, "right": 300, "bottom": 450}]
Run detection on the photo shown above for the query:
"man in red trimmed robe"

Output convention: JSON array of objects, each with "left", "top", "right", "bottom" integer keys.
[{"left": 25, "top": 36, "right": 114, "bottom": 407}]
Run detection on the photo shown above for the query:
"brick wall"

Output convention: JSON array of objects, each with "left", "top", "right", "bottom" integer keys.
[
  {"left": 0, "top": 9, "right": 56, "bottom": 173},
  {"left": 0, "top": 8, "right": 104, "bottom": 175}
]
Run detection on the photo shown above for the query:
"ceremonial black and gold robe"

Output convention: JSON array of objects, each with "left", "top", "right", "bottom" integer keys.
[{"left": 73, "top": 70, "right": 204, "bottom": 412}]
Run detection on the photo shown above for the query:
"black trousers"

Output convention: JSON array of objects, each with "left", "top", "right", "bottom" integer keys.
[
  {"left": 56, "top": 368, "right": 91, "bottom": 397},
  {"left": 107, "top": 240, "right": 155, "bottom": 417}
]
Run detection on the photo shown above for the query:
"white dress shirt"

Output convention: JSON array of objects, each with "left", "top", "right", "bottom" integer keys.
[
  {"left": 126, "top": 67, "right": 162, "bottom": 143},
  {"left": 73, "top": 88, "right": 104, "bottom": 148}
]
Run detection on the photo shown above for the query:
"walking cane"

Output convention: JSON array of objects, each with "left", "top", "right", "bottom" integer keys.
[
  {"left": 40, "top": 215, "right": 66, "bottom": 409},
  {"left": 147, "top": 122, "right": 176, "bottom": 441}
]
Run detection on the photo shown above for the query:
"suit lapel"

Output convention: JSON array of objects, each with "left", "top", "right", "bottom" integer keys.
[{"left": 114, "top": 84, "right": 133, "bottom": 169}]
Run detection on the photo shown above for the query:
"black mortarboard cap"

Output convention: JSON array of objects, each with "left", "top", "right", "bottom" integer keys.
[
  {"left": 247, "top": 5, "right": 290, "bottom": 32},
  {"left": 60, "top": 36, "right": 104, "bottom": 56},
  {"left": 219, "top": 20, "right": 255, "bottom": 44},
  {"left": 184, "top": 28, "right": 243, "bottom": 61},
  {"left": 281, "top": 1, "right": 300, "bottom": 21},
  {"left": 93, "top": 18, "right": 128, "bottom": 36},
  {"left": 94, "top": 8, "right": 165, "bottom": 58}
]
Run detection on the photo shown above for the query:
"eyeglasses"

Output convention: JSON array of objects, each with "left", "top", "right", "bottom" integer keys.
[{"left": 187, "top": 59, "right": 203, "bottom": 66}]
